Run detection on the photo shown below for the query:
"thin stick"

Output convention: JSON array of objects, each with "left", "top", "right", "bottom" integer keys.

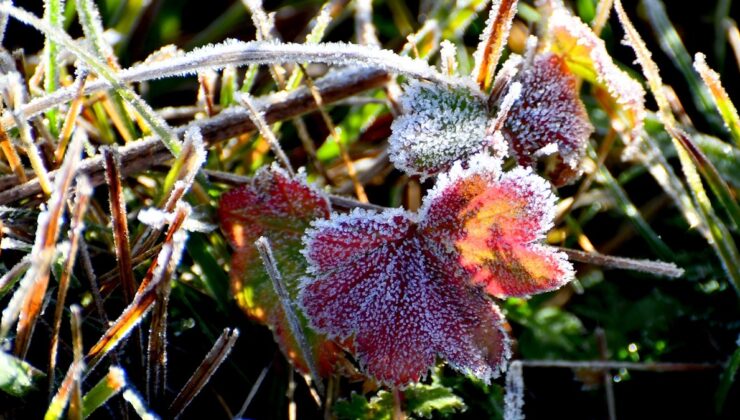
[
  {"left": 299, "top": 64, "right": 368, "bottom": 202},
  {"left": 596, "top": 328, "right": 617, "bottom": 420},
  {"left": 519, "top": 360, "right": 719, "bottom": 372},
  {"left": 0, "top": 67, "right": 390, "bottom": 205},
  {"left": 558, "top": 247, "right": 684, "bottom": 278},
  {"left": 254, "top": 237, "right": 325, "bottom": 396}
]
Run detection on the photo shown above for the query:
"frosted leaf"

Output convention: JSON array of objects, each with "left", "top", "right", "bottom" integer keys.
[
  {"left": 300, "top": 153, "right": 572, "bottom": 386},
  {"left": 218, "top": 165, "right": 346, "bottom": 376},
  {"left": 421, "top": 154, "right": 574, "bottom": 297},
  {"left": 501, "top": 53, "right": 593, "bottom": 186},
  {"left": 547, "top": 6, "right": 646, "bottom": 144},
  {"left": 300, "top": 208, "right": 510, "bottom": 387},
  {"left": 389, "top": 79, "right": 498, "bottom": 178}
]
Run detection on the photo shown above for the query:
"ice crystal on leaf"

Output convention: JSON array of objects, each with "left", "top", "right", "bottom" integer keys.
[
  {"left": 218, "top": 165, "right": 345, "bottom": 376},
  {"left": 300, "top": 154, "right": 574, "bottom": 387},
  {"left": 501, "top": 53, "right": 594, "bottom": 186},
  {"left": 545, "top": 6, "right": 646, "bottom": 145},
  {"left": 388, "top": 79, "right": 505, "bottom": 179}
]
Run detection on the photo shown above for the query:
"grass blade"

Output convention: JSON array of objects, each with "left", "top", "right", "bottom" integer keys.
[
  {"left": 473, "top": 0, "right": 518, "bottom": 91},
  {"left": 616, "top": 0, "right": 740, "bottom": 296},
  {"left": 86, "top": 208, "right": 189, "bottom": 370},
  {"left": 0, "top": 350, "right": 44, "bottom": 397},
  {"left": 81, "top": 366, "right": 126, "bottom": 418},
  {"left": 694, "top": 52, "right": 740, "bottom": 146},
  {"left": 103, "top": 146, "right": 137, "bottom": 305},
  {"left": 168, "top": 327, "right": 239, "bottom": 418},
  {"left": 49, "top": 175, "right": 92, "bottom": 393},
  {"left": 255, "top": 237, "right": 324, "bottom": 395},
  {"left": 642, "top": 0, "right": 722, "bottom": 129},
  {"left": 715, "top": 336, "right": 740, "bottom": 414}
]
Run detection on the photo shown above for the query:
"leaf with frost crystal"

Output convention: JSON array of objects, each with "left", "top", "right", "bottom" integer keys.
[
  {"left": 389, "top": 79, "right": 504, "bottom": 178},
  {"left": 501, "top": 53, "right": 593, "bottom": 186},
  {"left": 300, "top": 154, "right": 573, "bottom": 386},
  {"left": 218, "top": 165, "right": 344, "bottom": 376},
  {"left": 546, "top": 6, "right": 646, "bottom": 145},
  {"left": 421, "top": 154, "right": 574, "bottom": 297}
]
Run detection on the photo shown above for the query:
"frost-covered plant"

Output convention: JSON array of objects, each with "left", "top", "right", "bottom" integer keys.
[{"left": 298, "top": 154, "right": 573, "bottom": 386}]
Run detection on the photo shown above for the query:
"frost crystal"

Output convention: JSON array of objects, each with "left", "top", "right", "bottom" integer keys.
[
  {"left": 502, "top": 53, "right": 593, "bottom": 186},
  {"left": 389, "top": 79, "right": 497, "bottom": 178},
  {"left": 300, "top": 153, "right": 573, "bottom": 387}
]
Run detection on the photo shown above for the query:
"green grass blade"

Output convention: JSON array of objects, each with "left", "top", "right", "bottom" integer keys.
[
  {"left": 668, "top": 127, "right": 740, "bottom": 231},
  {"left": 0, "top": 350, "right": 44, "bottom": 397},
  {"left": 43, "top": 0, "right": 64, "bottom": 137},
  {"left": 694, "top": 53, "right": 740, "bottom": 146},
  {"left": 715, "top": 337, "right": 740, "bottom": 414},
  {"left": 642, "top": 0, "right": 723, "bottom": 129},
  {"left": 81, "top": 366, "right": 126, "bottom": 418}
]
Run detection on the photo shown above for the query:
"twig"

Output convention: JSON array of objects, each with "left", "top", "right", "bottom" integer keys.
[
  {"left": 558, "top": 247, "right": 684, "bottom": 278},
  {"left": 519, "top": 360, "right": 720, "bottom": 372},
  {"left": 0, "top": 67, "right": 390, "bottom": 205},
  {"left": 596, "top": 328, "right": 617, "bottom": 420}
]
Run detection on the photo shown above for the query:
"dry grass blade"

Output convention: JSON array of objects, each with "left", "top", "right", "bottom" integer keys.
[
  {"left": 3, "top": 73, "right": 53, "bottom": 195},
  {"left": 473, "top": 0, "right": 519, "bottom": 91},
  {"left": 238, "top": 93, "right": 295, "bottom": 176},
  {"left": 68, "top": 305, "right": 84, "bottom": 420},
  {"left": 559, "top": 247, "right": 684, "bottom": 278},
  {"left": 0, "top": 67, "right": 390, "bottom": 206},
  {"left": 49, "top": 175, "right": 92, "bottom": 393},
  {"left": 0, "top": 112, "right": 27, "bottom": 183},
  {"left": 168, "top": 328, "right": 240, "bottom": 418},
  {"left": 255, "top": 237, "right": 325, "bottom": 396},
  {"left": 0, "top": 255, "right": 30, "bottom": 297},
  {"left": 146, "top": 204, "right": 191, "bottom": 405},
  {"left": 299, "top": 65, "right": 367, "bottom": 202},
  {"left": 592, "top": 0, "right": 615, "bottom": 36},
  {"left": 9, "top": 129, "right": 83, "bottom": 358},
  {"left": 102, "top": 146, "right": 137, "bottom": 305},
  {"left": 45, "top": 306, "right": 85, "bottom": 420},
  {"left": 86, "top": 210, "right": 189, "bottom": 371},
  {"left": 55, "top": 71, "right": 88, "bottom": 164}
]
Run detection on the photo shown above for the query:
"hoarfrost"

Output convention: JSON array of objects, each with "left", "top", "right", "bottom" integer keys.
[{"left": 388, "top": 79, "right": 492, "bottom": 178}]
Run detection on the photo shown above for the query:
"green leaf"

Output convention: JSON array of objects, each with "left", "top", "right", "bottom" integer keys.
[
  {"left": 334, "top": 382, "right": 465, "bottom": 420},
  {"left": 0, "top": 351, "right": 44, "bottom": 397}
]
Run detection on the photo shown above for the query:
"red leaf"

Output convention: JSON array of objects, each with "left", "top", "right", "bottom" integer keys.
[
  {"left": 301, "top": 209, "right": 510, "bottom": 387},
  {"left": 502, "top": 53, "right": 594, "bottom": 186},
  {"left": 219, "top": 165, "right": 346, "bottom": 376},
  {"left": 300, "top": 154, "right": 572, "bottom": 386},
  {"left": 422, "top": 156, "right": 574, "bottom": 297}
]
